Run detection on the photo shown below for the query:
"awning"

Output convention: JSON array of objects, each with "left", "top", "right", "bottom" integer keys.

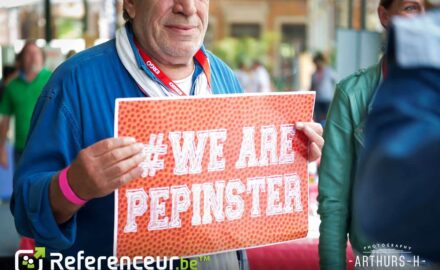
[
  {"left": 0, "top": 0, "right": 105, "bottom": 9},
  {"left": 0, "top": 0, "right": 41, "bottom": 9}
]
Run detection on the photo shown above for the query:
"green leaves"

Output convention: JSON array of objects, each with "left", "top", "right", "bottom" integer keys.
[{"left": 211, "top": 32, "right": 279, "bottom": 70}]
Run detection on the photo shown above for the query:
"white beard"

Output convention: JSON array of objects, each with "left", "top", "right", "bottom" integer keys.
[{"left": 115, "top": 26, "right": 211, "bottom": 97}]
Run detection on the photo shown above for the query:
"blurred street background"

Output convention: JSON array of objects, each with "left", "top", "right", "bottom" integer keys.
[
  {"left": 1, "top": 0, "right": 386, "bottom": 91},
  {"left": 0, "top": 1, "right": 387, "bottom": 269}
]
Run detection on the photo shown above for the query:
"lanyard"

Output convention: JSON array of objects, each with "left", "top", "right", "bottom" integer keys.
[{"left": 134, "top": 38, "right": 211, "bottom": 96}]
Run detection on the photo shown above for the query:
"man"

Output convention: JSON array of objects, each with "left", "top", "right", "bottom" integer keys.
[
  {"left": 310, "top": 52, "right": 336, "bottom": 124},
  {"left": 11, "top": 1, "right": 323, "bottom": 269},
  {"left": 235, "top": 62, "right": 252, "bottom": 93},
  {"left": 318, "top": 0, "right": 426, "bottom": 269},
  {"left": 354, "top": 6, "right": 440, "bottom": 264},
  {"left": 0, "top": 42, "right": 51, "bottom": 168},
  {"left": 250, "top": 61, "right": 272, "bottom": 93}
]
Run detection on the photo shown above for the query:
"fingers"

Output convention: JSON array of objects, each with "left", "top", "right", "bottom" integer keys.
[
  {"left": 100, "top": 142, "right": 144, "bottom": 169},
  {"left": 309, "top": 142, "right": 322, "bottom": 162},
  {"left": 296, "top": 122, "right": 323, "bottom": 136},
  {"left": 88, "top": 137, "right": 137, "bottom": 157},
  {"left": 68, "top": 137, "right": 146, "bottom": 200},
  {"left": 296, "top": 122, "right": 324, "bottom": 149},
  {"left": 115, "top": 166, "right": 144, "bottom": 188},
  {"left": 106, "top": 151, "right": 146, "bottom": 181},
  {"left": 296, "top": 122, "right": 324, "bottom": 162}
]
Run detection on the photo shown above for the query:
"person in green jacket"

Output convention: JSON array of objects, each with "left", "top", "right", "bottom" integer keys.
[
  {"left": 0, "top": 41, "right": 52, "bottom": 168},
  {"left": 318, "top": 0, "right": 426, "bottom": 269}
]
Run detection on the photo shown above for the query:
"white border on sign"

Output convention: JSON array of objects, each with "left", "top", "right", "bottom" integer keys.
[{"left": 112, "top": 91, "right": 315, "bottom": 257}]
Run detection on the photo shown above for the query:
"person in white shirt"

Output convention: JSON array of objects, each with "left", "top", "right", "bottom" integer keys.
[{"left": 250, "top": 61, "right": 272, "bottom": 93}]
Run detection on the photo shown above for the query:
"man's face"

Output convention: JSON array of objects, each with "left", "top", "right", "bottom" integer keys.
[
  {"left": 22, "top": 44, "right": 43, "bottom": 73},
  {"left": 125, "top": 0, "right": 209, "bottom": 65},
  {"left": 379, "top": 0, "right": 425, "bottom": 29}
]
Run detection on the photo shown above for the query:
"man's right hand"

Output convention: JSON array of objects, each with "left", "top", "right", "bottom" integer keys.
[
  {"left": 50, "top": 137, "right": 145, "bottom": 224},
  {"left": 67, "top": 137, "right": 146, "bottom": 201}
]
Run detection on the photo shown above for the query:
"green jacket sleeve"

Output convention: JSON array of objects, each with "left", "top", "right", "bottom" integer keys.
[{"left": 318, "top": 85, "right": 355, "bottom": 270}]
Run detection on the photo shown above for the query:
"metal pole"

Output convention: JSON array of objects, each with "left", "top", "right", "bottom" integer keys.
[
  {"left": 44, "top": 0, "right": 52, "bottom": 42},
  {"left": 361, "top": 0, "right": 367, "bottom": 30},
  {"left": 115, "top": 0, "right": 119, "bottom": 31},
  {"left": 83, "top": 0, "right": 89, "bottom": 34},
  {"left": 348, "top": 0, "right": 353, "bottom": 29}
]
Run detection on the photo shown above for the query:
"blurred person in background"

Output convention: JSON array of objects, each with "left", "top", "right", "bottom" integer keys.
[
  {"left": 354, "top": 3, "right": 440, "bottom": 266},
  {"left": 0, "top": 41, "right": 51, "bottom": 169},
  {"left": 250, "top": 60, "right": 272, "bottom": 93},
  {"left": 0, "top": 41, "right": 51, "bottom": 254},
  {"left": 10, "top": 1, "right": 323, "bottom": 269},
  {"left": 310, "top": 52, "right": 336, "bottom": 124},
  {"left": 317, "top": 0, "right": 426, "bottom": 269},
  {"left": 235, "top": 61, "right": 252, "bottom": 93}
]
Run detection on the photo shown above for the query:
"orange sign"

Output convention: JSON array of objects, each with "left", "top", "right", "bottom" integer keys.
[{"left": 114, "top": 93, "right": 315, "bottom": 258}]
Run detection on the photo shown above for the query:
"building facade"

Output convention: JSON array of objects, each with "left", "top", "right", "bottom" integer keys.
[
  {"left": 207, "top": 0, "right": 337, "bottom": 90},
  {"left": 1, "top": 0, "right": 383, "bottom": 88}
]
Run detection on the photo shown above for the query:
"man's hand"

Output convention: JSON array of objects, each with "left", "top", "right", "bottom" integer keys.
[
  {"left": 68, "top": 137, "right": 146, "bottom": 201},
  {"left": 295, "top": 122, "right": 324, "bottom": 162},
  {"left": 0, "top": 146, "right": 8, "bottom": 169},
  {"left": 50, "top": 137, "right": 146, "bottom": 224}
]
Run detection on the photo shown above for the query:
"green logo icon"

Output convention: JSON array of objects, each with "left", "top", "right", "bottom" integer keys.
[
  {"left": 20, "top": 247, "right": 45, "bottom": 269},
  {"left": 34, "top": 247, "right": 46, "bottom": 259}
]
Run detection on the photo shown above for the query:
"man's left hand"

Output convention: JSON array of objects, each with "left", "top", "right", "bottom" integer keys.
[{"left": 295, "top": 122, "right": 324, "bottom": 162}]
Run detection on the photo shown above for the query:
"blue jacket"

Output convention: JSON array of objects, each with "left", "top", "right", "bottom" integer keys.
[
  {"left": 354, "top": 10, "right": 440, "bottom": 263},
  {"left": 11, "top": 35, "right": 242, "bottom": 258}
]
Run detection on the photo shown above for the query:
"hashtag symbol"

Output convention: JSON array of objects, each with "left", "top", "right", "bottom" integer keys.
[{"left": 140, "top": 133, "right": 168, "bottom": 177}]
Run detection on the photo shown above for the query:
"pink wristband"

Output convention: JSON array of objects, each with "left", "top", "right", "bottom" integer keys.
[{"left": 59, "top": 166, "right": 87, "bottom": 206}]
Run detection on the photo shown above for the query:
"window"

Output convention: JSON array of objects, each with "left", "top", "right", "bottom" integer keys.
[
  {"left": 230, "top": 23, "right": 261, "bottom": 39},
  {"left": 278, "top": 24, "right": 307, "bottom": 91},
  {"left": 281, "top": 24, "right": 307, "bottom": 52}
]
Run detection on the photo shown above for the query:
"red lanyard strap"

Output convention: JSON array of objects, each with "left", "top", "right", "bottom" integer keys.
[
  {"left": 134, "top": 39, "right": 211, "bottom": 96},
  {"left": 194, "top": 49, "right": 211, "bottom": 88}
]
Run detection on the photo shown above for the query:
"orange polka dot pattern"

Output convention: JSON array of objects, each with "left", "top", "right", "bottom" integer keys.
[{"left": 115, "top": 93, "right": 315, "bottom": 258}]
